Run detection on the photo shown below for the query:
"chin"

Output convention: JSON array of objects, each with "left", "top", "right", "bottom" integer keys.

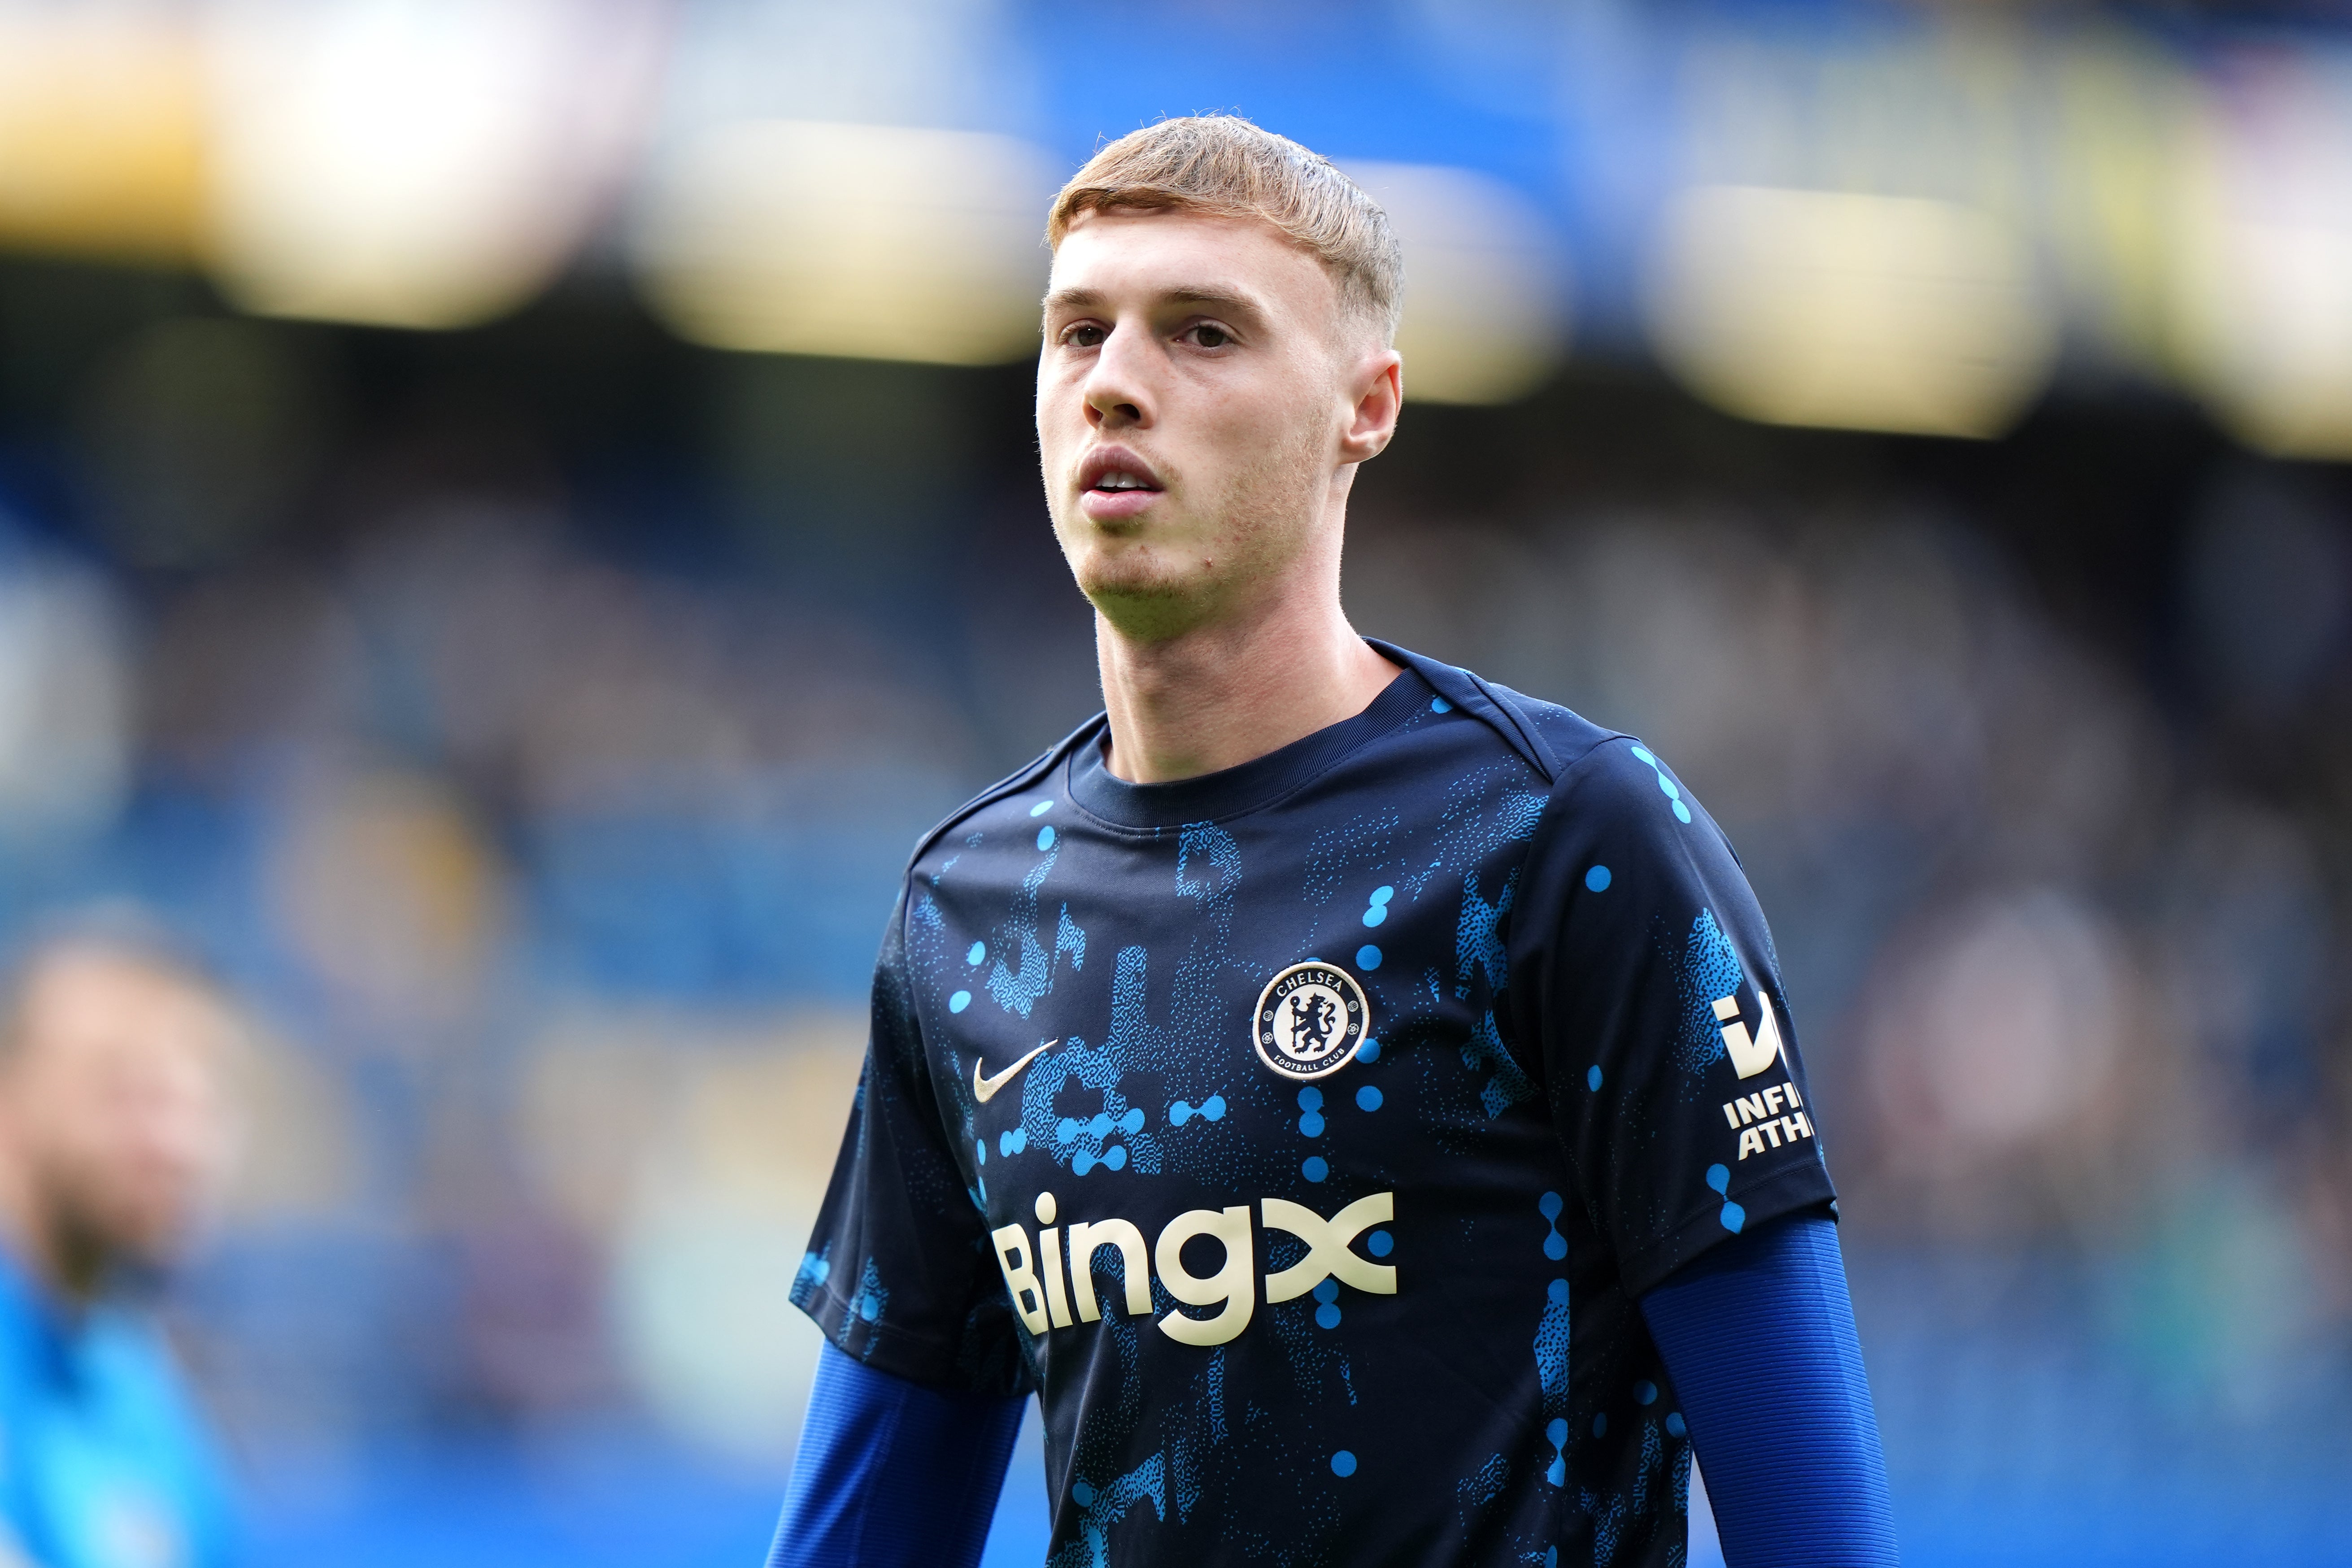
[
  {"left": 1079, "top": 558, "right": 1190, "bottom": 600},
  {"left": 1071, "top": 536, "right": 1204, "bottom": 600},
  {"left": 1076, "top": 558, "right": 1217, "bottom": 630},
  {"left": 96, "top": 1194, "right": 200, "bottom": 1270},
  {"left": 115, "top": 1220, "right": 197, "bottom": 1279}
]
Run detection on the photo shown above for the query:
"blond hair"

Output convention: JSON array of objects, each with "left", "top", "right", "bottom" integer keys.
[{"left": 1047, "top": 115, "right": 1403, "bottom": 344}]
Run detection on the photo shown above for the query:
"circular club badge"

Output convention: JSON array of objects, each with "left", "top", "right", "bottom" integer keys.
[{"left": 1253, "top": 962, "right": 1371, "bottom": 1080}]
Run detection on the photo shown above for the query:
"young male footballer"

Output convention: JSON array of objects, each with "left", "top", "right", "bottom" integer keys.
[{"left": 769, "top": 117, "right": 1898, "bottom": 1568}]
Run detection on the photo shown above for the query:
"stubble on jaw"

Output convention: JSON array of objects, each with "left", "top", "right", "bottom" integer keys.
[{"left": 1060, "top": 406, "right": 1335, "bottom": 646}]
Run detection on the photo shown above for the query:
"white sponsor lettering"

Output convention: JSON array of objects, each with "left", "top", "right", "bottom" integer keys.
[
  {"left": 1035, "top": 1191, "right": 1075, "bottom": 1328},
  {"left": 1712, "top": 990, "right": 1788, "bottom": 1080},
  {"left": 1261, "top": 1193, "right": 1396, "bottom": 1302},
  {"left": 993, "top": 1190, "right": 1398, "bottom": 1347},
  {"left": 990, "top": 1223, "right": 1050, "bottom": 1335},
  {"left": 1155, "top": 1206, "right": 1255, "bottom": 1346},
  {"left": 1720, "top": 1077, "right": 1802, "bottom": 1129},
  {"left": 1732, "top": 1109, "right": 1813, "bottom": 1162},
  {"left": 1067, "top": 1218, "right": 1152, "bottom": 1322}
]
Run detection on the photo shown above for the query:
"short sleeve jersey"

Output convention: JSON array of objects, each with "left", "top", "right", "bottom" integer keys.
[{"left": 793, "top": 644, "right": 1837, "bottom": 1568}]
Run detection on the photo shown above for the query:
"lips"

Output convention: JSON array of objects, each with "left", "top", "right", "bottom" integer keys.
[
  {"left": 1076, "top": 445, "right": 1165, "bottom": 522},
  {"left": 1078, "top": 446, "right": 1164, "bottom": 497}
]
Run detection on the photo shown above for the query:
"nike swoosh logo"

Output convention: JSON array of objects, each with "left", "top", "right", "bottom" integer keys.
[{"left": 974, "top": 1042, "right": 1054, "bottom": 1104}]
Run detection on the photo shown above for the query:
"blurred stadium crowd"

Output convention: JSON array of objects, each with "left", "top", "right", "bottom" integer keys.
[
  {"left": 0, "top": 1, "right": 2348, "bottom": 1565},
  {"left": 1352, "top": 462, "right": 2352, "bottom": 1552},
  {"left": 3, "top": 302, "right": 2344, "bottom": 1567}
]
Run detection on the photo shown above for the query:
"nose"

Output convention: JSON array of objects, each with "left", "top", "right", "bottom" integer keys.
[
  {"left": 134, "top": 1072, "right": 228, "bottom": 1189},
  {"left": 1081, "top": 319, "right": 1154, "bottom": 431}
]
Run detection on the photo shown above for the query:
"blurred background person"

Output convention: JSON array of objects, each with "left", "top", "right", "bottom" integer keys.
[{"left": 0, "top": 921, "right": 241, "bottom": 1568}]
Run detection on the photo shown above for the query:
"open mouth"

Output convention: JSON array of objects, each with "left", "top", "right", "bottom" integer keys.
[{"left": 1078, "top": 448, "right": 1165, "bottom": 505}]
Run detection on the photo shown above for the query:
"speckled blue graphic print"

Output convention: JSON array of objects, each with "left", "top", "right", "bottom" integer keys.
[
  {"left": 793, "top": 647, "right": 1837, "bottom": 1567},
  {"left": 1674, "top": 909, "right": 1744, "bottom": 1078}
]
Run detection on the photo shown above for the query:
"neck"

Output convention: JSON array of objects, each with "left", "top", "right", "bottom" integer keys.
[
  {"left": 1094, "top": 572, "right": 1398, "bottom": 785},
  {"left": 0, "top": 1135, "right": 93, "bottom": 1307}
]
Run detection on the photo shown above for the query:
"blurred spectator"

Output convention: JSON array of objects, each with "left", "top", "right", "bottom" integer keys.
[{"left": 0, "top": 919, "right": 241, "bottom": 1568}]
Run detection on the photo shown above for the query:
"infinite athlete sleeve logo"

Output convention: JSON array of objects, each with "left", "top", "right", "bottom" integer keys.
[
  {"left": 1253, "top": 963, "right": 1370, "bottom": 1080},
  {"left": 1712, "top": 989, "right": 1816, "bottom": 1161},
  {"left": 1712, "top": 990, "right": 1785, "bottom": 1079}
]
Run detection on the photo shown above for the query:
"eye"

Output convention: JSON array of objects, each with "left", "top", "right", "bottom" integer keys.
[
  {"left": 1186, "top": 323, "right": 1232, "bottom": 349},
  {"left": 1061, "top": 322, "right": 1106, "bottom": 348}
]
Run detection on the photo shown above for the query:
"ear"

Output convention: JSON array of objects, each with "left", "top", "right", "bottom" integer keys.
[{"left": 1338, "top": 348, "right": 1404, "bottom": 466}]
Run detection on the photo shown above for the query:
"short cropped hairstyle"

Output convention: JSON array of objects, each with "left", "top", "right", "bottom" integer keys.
[
  {"left": 0, "top": 906, "right": 223, "bottom": 1062},
  {"left": 1046, "top": 115, "right": 1405, "bottom": 345}
]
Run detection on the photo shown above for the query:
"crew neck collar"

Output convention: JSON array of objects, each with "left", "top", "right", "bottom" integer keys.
[{"left": 1067, "top": 662, "right": 1432, "bottom": 830}]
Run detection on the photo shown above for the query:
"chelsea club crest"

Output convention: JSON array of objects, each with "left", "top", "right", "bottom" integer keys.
[{"left": 1253, "top": 962, "right": 1371, "bottom": 1080}]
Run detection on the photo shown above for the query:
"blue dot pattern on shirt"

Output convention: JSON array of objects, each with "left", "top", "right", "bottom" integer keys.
[{"left": 793, "top": 645, "right": 1835, "bottom": 1568}]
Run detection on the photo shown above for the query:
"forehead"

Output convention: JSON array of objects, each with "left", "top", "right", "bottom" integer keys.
[
  {"left": 1049, "top": 208, "right": 1340, "bottom": 320},
  {"left": 17, "top": 951, "right": 231, "bottom": 1070}
]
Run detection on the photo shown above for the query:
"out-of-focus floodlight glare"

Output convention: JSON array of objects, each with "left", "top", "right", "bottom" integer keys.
[
  {"left": 629, "top": 119, "right": 1057, "bottom": 365},
  {"left": 0, "top": 6, "right": 205, "bottom": 263},
  {"left": 2170, "top": 59, "right": 2352, "bottom": 461},
  {"left": 201, "top": 0, "right": 660, "bottom": 331},
  {"left": 1346, "top": 162, "right": 1570, "bottom": 405},
  {"left": 1646, "top": 185, "right": 2059, "bottom": 439}
]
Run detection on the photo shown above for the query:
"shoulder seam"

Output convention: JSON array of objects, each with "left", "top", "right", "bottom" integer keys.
[
  {"left": 1459, "top": 668, "right": 1564, "bottom": 780},
  {"left": 1548, "top": 729, "right": 1643, "bottom": 794},
  {"left": 1367, "top": 640, "right": 1627, "bottom": 785},
  {"left": 903, "top": 714, "right": 1107, "bottom": 872},
  {"left": 1364, "top": 640, "right": 1553, "bottom": 780}
]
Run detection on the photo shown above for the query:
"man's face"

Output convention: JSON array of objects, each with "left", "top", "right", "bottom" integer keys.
[
  {"left": 1037, "top": 209, "right": 1389, "bottom": 640},
  {"left": 1, "top": 951, "right": 238, "bottom": 1274}
]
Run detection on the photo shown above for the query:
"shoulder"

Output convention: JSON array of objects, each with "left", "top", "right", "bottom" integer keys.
[
  {"left": 81, "top": 1307, "right": 195, "bottom": 1409},
  {"left": 78, "top": 1307, "right": 237, "bottom": 1542},
  {"left": 901, "top": 713, "right": 1106, "bottom": 882},
  {"left": 1487, "top": 683, "right": 1635, "bottom": 787},
  {"left": 1470, "top": 681, "right": 1701, "bottom": 827},
  {"left": 1370, "top": 645, "right": 1728, "bottom": 865},
  {"left": 1367, "top": 640, "right": 1623, "bottom": 784}
]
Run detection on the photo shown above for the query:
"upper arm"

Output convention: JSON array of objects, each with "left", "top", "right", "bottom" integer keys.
[
  {"left": 770, "top": 1341, "right": 1025, "bottom": 1568},
  {"left": 1509, "top": 736, "right": 1837, "bottom": 1296},
  {"left": 1639, "top": 1213, "right": 1897, "bottom": 1567},
  {"left": 793, "top": 886, "right": 1034, "bottom": 1396}
]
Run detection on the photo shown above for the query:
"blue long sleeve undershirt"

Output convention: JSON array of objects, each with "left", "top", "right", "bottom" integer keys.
[
  {"left": 1640, "top": 1211, "right": 1899, "bottom": 1568},
  {"left": 767, "top": 1211, "right": 1894, "bottom": 1568},
  {"left": 766, "top": 1344, "right": 1024, "bottom": 1568}
]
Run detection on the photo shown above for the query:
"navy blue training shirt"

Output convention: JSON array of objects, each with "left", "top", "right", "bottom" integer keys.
[{"left": 792, "top": 643, "right": 1837, "bottom": 1568}]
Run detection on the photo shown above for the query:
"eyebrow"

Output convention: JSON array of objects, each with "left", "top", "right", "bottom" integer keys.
[{"left": 1042, "top": 285, "right": 1267, "bottom": 321}]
